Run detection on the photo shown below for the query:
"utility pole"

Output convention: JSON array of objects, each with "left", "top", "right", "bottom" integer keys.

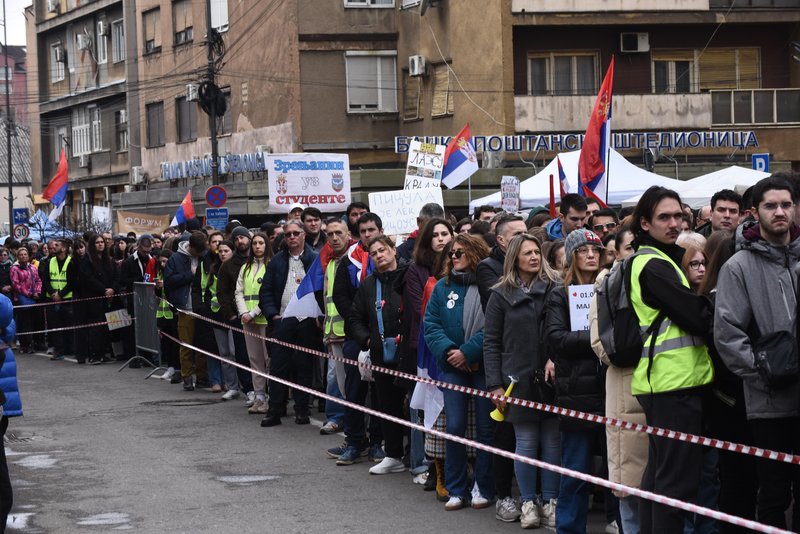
[
  {"left": 205, "top": 0, "right": 219, "bottom": 186},
  {"left": 2, "top": 0, "right": 13, "bottom": 227}
]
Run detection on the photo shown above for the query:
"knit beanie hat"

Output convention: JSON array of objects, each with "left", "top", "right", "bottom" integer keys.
[
  {"left": 230, "top": 226, "right": 252, "bottom": 241},
  {"left": 564, "top": 229, "right": 603, "bottom": 266}
]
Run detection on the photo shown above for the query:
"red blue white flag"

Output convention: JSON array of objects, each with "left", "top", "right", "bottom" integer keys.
[
  {"left": 42, "top": 148, "right": 68, "bottom": 221},
  {"left": 578, "top": 56, "right": 614, "bottom": 208},
  {"left": 441, "top": 123, "right": 479, "bottom": 189},
  {"left": 171, "top": 190, "right": 195, "bottom": 227},
  {"left": 557, "top": 155, "right": 569, "bottom": 198}
]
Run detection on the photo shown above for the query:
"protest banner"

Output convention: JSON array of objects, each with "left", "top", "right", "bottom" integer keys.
[
  {"left": 116, "top": 210, "right": 171, "bottom": 235},
  {"left": 568, "top": 284, "right": 594, "bottom": 331},
  {"left": 266, "top": 153, "right": 350, "bottom": 213},
  {"left": 404, "top": 140, "right": 444, "bottom": 190},
  {"left": 500, "top": 176, "right": 520, "bottom": 213},
  {"left": 368, "top": 188, "right": 444, "bottom": 235}
]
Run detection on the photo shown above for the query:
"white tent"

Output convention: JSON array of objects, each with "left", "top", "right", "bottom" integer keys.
[
  {"left": 469, "top": 149, "right": 681, "bottom": 211},
  {"left": 620, "top": 165, "right": 769, "bottom": 208}
]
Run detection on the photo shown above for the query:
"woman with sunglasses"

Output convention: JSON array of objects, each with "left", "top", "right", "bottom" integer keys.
[
  {"left": 545, "top": 229, "right": 606, "bottom": 533},
  {"left": 484, "top": 234, "right": 562, "bottom": 528},
  {"left": 424, "top": 234, "right": 493, "bottom": 511}
]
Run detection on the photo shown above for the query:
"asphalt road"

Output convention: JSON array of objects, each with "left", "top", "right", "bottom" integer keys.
[{"left": 4, "top": 351, "right": 610, "bottom": 533}]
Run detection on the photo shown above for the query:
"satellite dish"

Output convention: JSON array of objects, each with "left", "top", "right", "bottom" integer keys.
[{"left": 419, "top": 0, "right": 430, "bottom": 15}]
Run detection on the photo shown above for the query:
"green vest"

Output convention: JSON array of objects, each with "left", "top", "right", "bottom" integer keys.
[
  {"left": 200, "top": 262, "right": 210, "bottom": 303},
  {"left": 323, "top": 259, "right": 345, "bottom": 338},
  {"left": 209, "top": 274, "right": 220, "bottom": 314},
  {"left": 49, "top": 256, "right": 72, "bottom": 299},
  {"left": 629, "top": 246, "right": 714, "bottom": 395},
  {"left": 242, "top": 262, "right": 267, "bottom": 325},
  {"left": 155, "top": 273, "right": 173, "bottom": 319}
]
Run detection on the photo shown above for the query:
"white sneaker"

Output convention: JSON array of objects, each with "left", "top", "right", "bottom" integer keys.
[
  {"left": 495, "top": 496, "right": 521, "bottom": 522},
  {"left": 46, "top": 347, "right": 53, "bottom": 355},
  {"left": 221, "top": 389, "right": 240, "bottom": 401},
  {"left": 160, "top": 367, "right": 176, "bottom": 380},
  {"left": 605, "top": 522, "right": 620, "bottom": 534},
  {"left": 368, "top": 457, "right": 406, "bottom": 475},
  {"left": 471, "top": 480, "right": 492, "bottom": 509},
  {"left": 412, "top": 472, "right": 428, "bottom": 485},
  {"left": 540, "top": 498, "right": 557, "bottom": 528},
  {"left": 520, "top": 500, "right": 540, "bottom": 529},
  {"left": 245, "top": 391, "right": 256, "bottom": 407},
  {"left": 445, "top": 496, "right": 466, "bottom": 511}
]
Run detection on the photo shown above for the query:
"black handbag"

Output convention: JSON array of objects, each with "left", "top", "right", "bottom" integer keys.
[
  {"left": 753, "top": 330, "right": 799, "bottom": 389},
  {"left": 530, "top": 368, "right": 555, "bottom": 404}
]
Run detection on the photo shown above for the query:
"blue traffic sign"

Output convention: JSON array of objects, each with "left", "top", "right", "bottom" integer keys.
[
  {"left": 205, "top": 208, "right": 229, "bottom": 230},
  {"left": 205, "top": 186, "right": 227, "bottom": 208},
  {"left": 752, "top": 153, "right": 769, "bottom": 173},
  {"left": 12, "top": 208, "right": 29, "bottom": 225}
]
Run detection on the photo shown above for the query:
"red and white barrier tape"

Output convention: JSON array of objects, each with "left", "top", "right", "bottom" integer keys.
[
  {"left": 16, "top": 318, "right": 133, "bottom": 337},
  {"left": 159, "top": 330, "right": 790, "bottom": 534},
  {"left": 173, "top": 305, "right": 800, "bottom": 467},
  {"left": 13, "top": 292, "right": 134, "bottom": 309}
]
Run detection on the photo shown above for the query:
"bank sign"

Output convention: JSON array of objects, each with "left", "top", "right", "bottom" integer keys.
[
  {"left": 266, "top": 153, "right": 351, "bottom": 214},
  {"left": 160, "top": 152, "right": 269, "bottom": 181}
]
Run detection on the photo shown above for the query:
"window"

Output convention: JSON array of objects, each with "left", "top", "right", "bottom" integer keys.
[
  {"left": 527, "top": 52, "right": 598, "bottom": 96},
  {"left": 652, "top": 50, "right": 695, "bottom": 94},
  {"left": 345, "top": 52, "right": 397, "bottom": 113},
  {"left": 176, "top": 96, "right": 197, "bottom": 142},
  {"left": 146, "top": 102, "right": 165, "bottom": 147},
  {"left": 217, "top": 87, "right": 232, "bottom": 134},
  {"left": 112, "top": 20, "right": 125, "bottom": 63},
  {"left": 699, "top": 48, "right": 759, "bottom": 91},
  {"left": 54, "top": 125, "right": 68, "bottom": 162},
  {"left": 431, "top": 63, "right": 454, "bottom": 117},
  {"left": 210, "top": 0, "right": 228, "bottom": 31},
  {"left": 115, "top": 110, "right": 128, "bottom": 151},
  {"left": 72, "top": 107, "right": 91, "bottom": 156},
  {"left": 143, "top": 9, "right": 161, "bottom": 54},
  {"left": 403, "top": 73, "right": 421, "bottom": 121},
  {"left": 96, "top": 20, "right": 107, "bottom": 64},
  {"left": 50, "top": 43, "right": 65, "bottom": 82},
  {"left": 344, "top": 0, "right": 394, "bottom": 7},
  {"left": 91, "top": 107, "right": 103, "bottom": 151},
  {"left": 173, "top": 0, "right": 193, "bottom": 45}
]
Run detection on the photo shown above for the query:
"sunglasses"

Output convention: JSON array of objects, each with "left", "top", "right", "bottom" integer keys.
[
  {"left": 449, "top": 249, "right": 465, "bottom": 259},
  {"left": 592, "top": 222, "right": 618, "bottom": 232},
  {"left": 285, "top": 231, "right": 303, "bottom": 238}
]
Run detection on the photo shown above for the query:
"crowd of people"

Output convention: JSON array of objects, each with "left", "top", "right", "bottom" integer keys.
[{"left": 3, "top": 173, "right": 800, "bottom": 534}]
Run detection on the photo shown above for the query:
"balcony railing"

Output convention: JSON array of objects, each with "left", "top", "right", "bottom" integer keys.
[
  {"left": 710, "top": 0, "right": 800, "bottom": 7},
  {"left": 711, "top": 89, "right": 800, "bottom": 126}
]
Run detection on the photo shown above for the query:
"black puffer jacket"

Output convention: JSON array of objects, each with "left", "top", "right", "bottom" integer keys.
[
  {"left": 349, "top": 263, "right": 407, "bottom": 366},
  {"left": 545, "top": 284, "right": 605, "bottom": 431}
]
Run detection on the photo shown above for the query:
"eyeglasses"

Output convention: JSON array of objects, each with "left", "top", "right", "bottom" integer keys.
[
  {"left": 592, "top": 222, "right": 618, "bottom": 232},
  {"left": 761, "top": 202, "right": 795, "bottom": 213},
  {"left": 449, "top": 249, "right": 465, "bottom": 259},
  {"left": 285, "top": 231, "right": 303, "bottom": 238},
  {"left": 688, "top": 260, "right": 707, "bottom": 270},
  {"left": 575, "top": 245, "right": 602, "bottom": 257}
]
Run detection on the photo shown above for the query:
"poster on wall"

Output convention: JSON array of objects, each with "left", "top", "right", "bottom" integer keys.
[
  {"left": 404, "top": 141, "right": 444, "bottom": 190},
  {"left": 116, "top": 210, "right": 171, "bottom": 236},
  {"left": 266, "top": 153, "right": 351, "bottom": 214}
]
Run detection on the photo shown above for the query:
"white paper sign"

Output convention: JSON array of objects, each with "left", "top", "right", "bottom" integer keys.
[
  {"left": 500, "top": 176, "right": 520, "bottom": 213},
  {"left": 368, "top": 188, "right": 445, "bottom": 235},
  {"left": 266, "top": 153, "right": 351, "bottom": 214},
  {"left": 568, "top": 284, "right": 594, "bottom": 332},
  {"left": 105, "top": 309, "right": 132, "bottom": 331},
  {"left": 404, "top": 140, "right": 444, "bottom": 189},
  {"left": 92, "top": 206, "right": 111, "bottom": 227}
]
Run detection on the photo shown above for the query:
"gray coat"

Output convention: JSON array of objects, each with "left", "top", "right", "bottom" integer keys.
[
  {"left": 483, "top": 279, "right": 554, "bottom": 424},
  {"left": 715, "top": 223, "right": 800, "bottom": 420}
]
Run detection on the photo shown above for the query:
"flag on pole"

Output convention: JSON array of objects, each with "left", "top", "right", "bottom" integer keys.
[
  {"left": 441, "top": 123, "right": 479, "bottom": 189},
  {"left": 557, "top": 155, "right": 569, "bottom": 198},
  {"left": 549, "top": 174, "right": 557, "bottom": 219},
  {"left": 170, "top": 191, "right": 195, "bottom": 227},
  {"left": 578, "top": 56, "right": 614, "bottom": 208},
  {"left": 42, "top": 148, "right": 69, "bottom": 222}
]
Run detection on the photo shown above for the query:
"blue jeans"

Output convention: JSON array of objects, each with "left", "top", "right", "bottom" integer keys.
[
  {"left": 557, "top": 429, "right": 597, "bottom": 534},
  {"left": 207, "top": 348, "right": 223, "bottom": 387},
  {"left": 441, "top": 370, "right": 495, "bottom": 500},
  {"left": 513, "top": 418, "right": 561, "bottom": 502},
  {"left": 620, "top": 496, "right": 640, "bottom": 534},
  {"left": 324, "top": 350, "right": 345, "bottom": 425}
]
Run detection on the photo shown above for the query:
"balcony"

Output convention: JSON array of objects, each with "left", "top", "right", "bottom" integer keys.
[
  {"left": 511, "top": 0, "right": 710, "bottom": 12},
  {"left": 710, "top": 0, "right": 800, "bottom": 7},
  {"left": 515, "top": 93, "right": 712, "bottom": 133},
  {"left": 711, "top": 89, "right": 800, "bottom": 126}
]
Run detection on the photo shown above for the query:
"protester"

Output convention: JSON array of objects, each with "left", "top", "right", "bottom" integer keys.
[
  {"left": 302, "top": 207, "right": 327, "bottom": 252},
  {"left": 699, "top": 189, "right": 743, "bottom": 237},
  {"left": 0, "top": 293, "right": 21, "bottom": 530},
  {"left": 41, "top": 238, "right": 78, "bottom": 360},
  {"left": 208, "top": 240, "right": 242, "bottom": 399},
  {"left": 546, "top": 194, "right": 588, "bottom": 241},
  {"left": 0, "top": 247, "right": 11, "bottom": 299},
  {"left": 155, "top": 249, "right": 181, "bottom": 382},
  {"left": 588, "top": 208, "right": 619, "bottom": 240},
  {"left": 680, "top": 246, "right": 707, "bottom": 292},
  {"left": 474, "top": 205, "right": 496, "bottom": 222},
  {"left": 454, "top": 217, "right": 473, "bottom": 235},
  {"left": 10, "top": 247, "right": 41, "bottom": 354},
  {"left": 345, "top": 201, "right": 369, "bottom": 235},
  {"left": 397, "top": 203, "right": 446, "bottom": 262}
]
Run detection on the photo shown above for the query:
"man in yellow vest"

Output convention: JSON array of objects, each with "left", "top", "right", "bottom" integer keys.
[
  {"left": 628, "top": 186, "right": 714, "bottom": 534},
  {"left": 42, "top": 239, "right": 78, "bottom": 360},
  {"left": 315, "top": 218, "right": 353, "bottom": 434}
]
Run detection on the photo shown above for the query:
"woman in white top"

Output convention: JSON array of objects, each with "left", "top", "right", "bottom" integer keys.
[{"left": 235, "top": 232, "right": 272, "bottom": 415}]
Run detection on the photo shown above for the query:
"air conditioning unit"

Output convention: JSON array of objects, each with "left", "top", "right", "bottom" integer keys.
[
  {"left": 47, "top": 0, "right": 59, "bottom": 13},
  {"left": 97, "top": 20, "right": 108, "bottom": 36},
  {"left": 76, "top": 34, "right": 91, "bottom": 51},
  {"left": 80, "top": 189, "right": 89, "bottom": 203},
  {"left": 255, "top": 144, "right": 273, "bottom": 154},
  {"left": 620, "top": 32, "right": 649, "bottom": 53},
  {"left": 124, "top": 185, "right": 134, "bottom": 193},
  {"left": 186, "top": 83, "right": 198, "bottom": 102},
  {"left": 103, "top": 186, "right": 111, "bottom": 202},
  {"left": 131, "top": 166, "right": 145, "bottom": 184},
  {"left": 409, "top": 55, "right": 426, "bottom": 77},
  {"left": 54, "top": 46, "right": 66, "bottom": 63},
  {"left": 78, "top": 154, "right": 90, "bottom": 168}
]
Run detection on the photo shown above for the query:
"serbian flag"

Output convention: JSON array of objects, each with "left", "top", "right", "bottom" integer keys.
[
  {"left": 441, "top": 123, "right": 479, "bottom": 189},
  {"left": 557, "top": 155, "right": 569, "bottom": 198},
  {"left": 170, "top": 190, "right": 195, "bottom": 227},
  {"left": 43, "top": 148, "right": 68, "bottom": 221},
  {"left": 283, "top": 256, "right": 324, "bottom": 319},
  {"left": 578, "top": 56, "right": 614, "bottom": 208}
]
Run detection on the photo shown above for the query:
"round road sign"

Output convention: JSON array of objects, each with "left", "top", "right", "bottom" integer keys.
[
  {"left": 12, "top": 224, "right": 29, "bottom": 240},
  {"left": 205, "top": 186, "right": 227, "bottom": 208}
]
